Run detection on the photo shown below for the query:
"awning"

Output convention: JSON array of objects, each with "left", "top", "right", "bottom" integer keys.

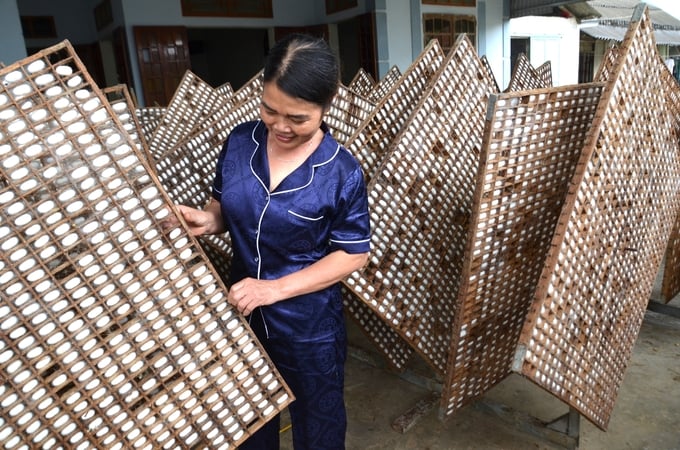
[{"left": 581, "top": 24, "right": 680, "bottom": 45}]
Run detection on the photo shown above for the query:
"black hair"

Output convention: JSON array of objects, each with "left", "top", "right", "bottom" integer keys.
[{"left": 263, "top": 33, "right": 339, "bottom": 110}]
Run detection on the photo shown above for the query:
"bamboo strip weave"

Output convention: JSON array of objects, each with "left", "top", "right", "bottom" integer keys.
[
  {"left": 367, "top": 65, "right": 403, "bottom": 103},
  {"left": 147, "top": 71, "right": 233, "bottom": 159},
  {"left": 345, "top": 35, "right": 497, "bottom": 374},
  {"left": 0, "top": 40, "right": 293, "bottom": 449},
  {"left": 348, "top": 68, "right": 376, "bottom": 98},
  {"left": 441, "top": 82, "right": 604, "bottom": 417},
  {"left": 513, "top": 5, "right": 680, "bottom": 430},
  {"left": 505, "top": 53, "right": 548, "bottom": 92}
]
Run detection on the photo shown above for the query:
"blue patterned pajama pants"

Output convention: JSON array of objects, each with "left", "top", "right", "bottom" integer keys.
[{"left": 238, "top": 314, "right": 348, "bottom": 450}]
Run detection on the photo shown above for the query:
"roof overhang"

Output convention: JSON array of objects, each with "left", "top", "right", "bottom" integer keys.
[
  {"left": 581, "top": 23, "right": 680, "bottom": 45},
  {"left": 511, "top": 0, "right": 680, "bottom": 44},
  {"left": 510, "top": 0, "right": 592, "bottom": 19}
]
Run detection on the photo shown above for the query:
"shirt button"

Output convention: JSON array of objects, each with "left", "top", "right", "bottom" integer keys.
[{"left": 254, "top": 257, "right": 259, "bottom": 262}]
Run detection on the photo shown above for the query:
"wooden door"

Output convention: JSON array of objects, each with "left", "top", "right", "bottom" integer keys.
[{"left": 133, "top": 26, "right": 191, "bottom": 106}]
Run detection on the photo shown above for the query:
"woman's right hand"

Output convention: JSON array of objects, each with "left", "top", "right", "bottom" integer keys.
[
  {"left": 174, "top": 205, "right": 214, "bottom": 236},
  {"left": 164, "top": 199, "right": 226, "bottom": 236}
]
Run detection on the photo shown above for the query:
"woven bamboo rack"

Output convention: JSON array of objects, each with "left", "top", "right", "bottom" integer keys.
[
  {"left": 661, "top": 216, "right": 680, "bottom": 302},
  {"left": 659, "top": 62, "right": 680, "bottom": 303},
  {"left": 348, "top": 67, "right": 376, "bottom": 98},
  {"left": 231, "top": 70, "right": 263, "bottom": 107},
  {"left": 147, "top": 71, "right": 234, "bottom": 160},
  {"left": 323, "top": 84, "right": 375, "bottom": 146},
  {"left": 512, "top": 5, "right": 680, "bottom": 430},
  {"left": 134, "top": 105, "right": 165, "bottom": 150},
  {"left": 440, "top": 81, "right": 604, "bottom": 417},
  {"left": 216, "top": 81, "right": 234, "bottom": 98},
  {"left": 480, "top": 55, "right": 501, "bottom": 93},
  {"left": 0, "top": 40, "right": 293, "bottom": 448},
  {"left": 102, "top": 84, "right": 148, "bottom": 160},
  {"left": 594, "top": 45, "right": 621, "bottom": 83},
  {"left": 505, "top": 52, "right": 549, "bottom": 92},
  {"left": 367, "top": 65, "right": 403, "bottom": 104},
  {"left": 346, "top": 39, "right": 445, "bottom": 185},
  {"left": 344, "top": 35, "right": 498, "bottom": 374},
  {"left": 534, "top": 60, "right": 553, "bottom": 87},
  {"left": 341, "top": 40, "right": 447, "bottom": 371}
]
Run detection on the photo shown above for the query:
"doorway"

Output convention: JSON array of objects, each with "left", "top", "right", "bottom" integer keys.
[{"left": 187, "top": 27, "right": 269, "bottom": 91}]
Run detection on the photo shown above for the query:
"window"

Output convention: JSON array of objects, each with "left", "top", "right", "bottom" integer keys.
[
  {"left": 181, "top": 0, "right": 272, "bottom": 18},
  {"left": 326, "top": 0, "right": 357, "bottom": 14},
  {"left": 422, "top": 0, "right": 476, "bottom": 6},
  {"left": 423, "top": 14, "right": 476, "bottom": 53},
  {"left": 20, "top": 16, "right": 57, "bottom": 39}
]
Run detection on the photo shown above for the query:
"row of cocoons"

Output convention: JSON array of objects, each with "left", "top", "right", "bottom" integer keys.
[
  {"left": 1, "top": 59, "right": 112, "bottom": 161},
  {"left": 0, "top": 53, "right": 291, "bottom": 447}
]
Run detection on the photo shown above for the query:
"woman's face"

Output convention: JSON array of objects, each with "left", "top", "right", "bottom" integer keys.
[{"left": 260, "top": 82, "right": 325, "bottom": 150}]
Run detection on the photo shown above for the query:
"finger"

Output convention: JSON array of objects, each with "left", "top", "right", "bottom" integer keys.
[
  {"left": 178, "top": 211, "right": 194, "bottom": 228},
  {"left": 230, "top": 281, "right": 244, "bottom": 293},
  {"left": 160, "top": 215, "right": 179, "bottom": 231},
  {"left": 240, "top": 298, "right": 255, "bottom": 316}
]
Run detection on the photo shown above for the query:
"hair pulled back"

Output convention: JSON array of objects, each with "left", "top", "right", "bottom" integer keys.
[{"left": 263, "top": 34, "right": 339, "bottom": 110}]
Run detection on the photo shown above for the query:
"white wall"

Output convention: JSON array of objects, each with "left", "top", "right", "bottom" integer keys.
[
  {"left": 385, "top": 0, "right": 414, "bottom": 75},
  {"left": 509, "top": 16, "right": 581, "bottom": 86},
  {"left": 0, "top": 0, "right": 26, "bottom": 65},
  {"left": 479, "top": 0, "right": 508, "bottom": 91}
]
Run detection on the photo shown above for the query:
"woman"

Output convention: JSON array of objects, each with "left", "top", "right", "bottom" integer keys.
[{"left": 173, "top": 34, "right": 371, "bottom": 449}]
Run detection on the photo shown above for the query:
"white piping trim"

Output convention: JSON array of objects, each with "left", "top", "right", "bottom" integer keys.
[
  {"left": 330, "top": 238, "right": 372, "bottom": 244},
  {"left": 288, "top": 210, "right": 324, "bottom": 221},
  {"left": 249, "top": 121, "right": 271, "bottom": 338}
]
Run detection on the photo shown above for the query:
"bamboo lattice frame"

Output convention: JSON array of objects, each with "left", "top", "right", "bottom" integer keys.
[
  {"left": 216, "top": 81, "right": 234, "bottom": 99},
  {"left": 145, "top": 95, "right": 261, "bottom": 285},
  {"left": 440, "top": 82, "right": 605, "bottom": 417},
  {"left": 323, "top": 84, "right": 375, "bottom": 146},
  {"left": 348, "top": 68, "right": 376, "bottom": 98},
  {"left": 342, "top": 286, "right": 414, "bottom": 371},
  {"left": 594, "top": 45, "right": 621, "bottom": 83},
  {"left": 102, "top": 85, "right": 147, "bottom": 160},
  {"left": 480, "top": 55, "right": 500, "bottom": 93},
  {"left": 340, "top": 40, "right": 445, "bottom": 370},
  {"left": 346, "top": 39, "right": 445, "bottom": 185},
  {"left": 505, "top": 53, "right": 549, "bottom": 93},
  {"left": 135, "top": 106, "right": 165, "bottom": 151},
  {"left": 513, "top": 5, "right": 680, "bottom": 430},
  {"left": 344, "top": 35, "right": 497, "bottom": 374},
  {"left": 535, "top": 61, "right": 553, "bottom": 87},
  {"left": 0, "top": 41, "right": 293, "bottom": 448},
  {"left": 659, "top": 62, "right": 680, "bottom": 303},
  {"left": 367, "top": 65, "right": 403, "bottom": 103},
  {"left": 232, "top": 70, "right": 263, "bottom": 106},
  {"left": 147, "top": 71, "right": 233, "bottom": 159}
]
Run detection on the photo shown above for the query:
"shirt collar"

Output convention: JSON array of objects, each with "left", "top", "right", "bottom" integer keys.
[{"left": 252, "top": 120, "right": 339, "bottom": 193}]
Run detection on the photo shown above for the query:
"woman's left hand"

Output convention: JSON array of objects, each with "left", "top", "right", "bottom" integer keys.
[{"left": 227, "top": 277, "right": 280, "bottom": 316}]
